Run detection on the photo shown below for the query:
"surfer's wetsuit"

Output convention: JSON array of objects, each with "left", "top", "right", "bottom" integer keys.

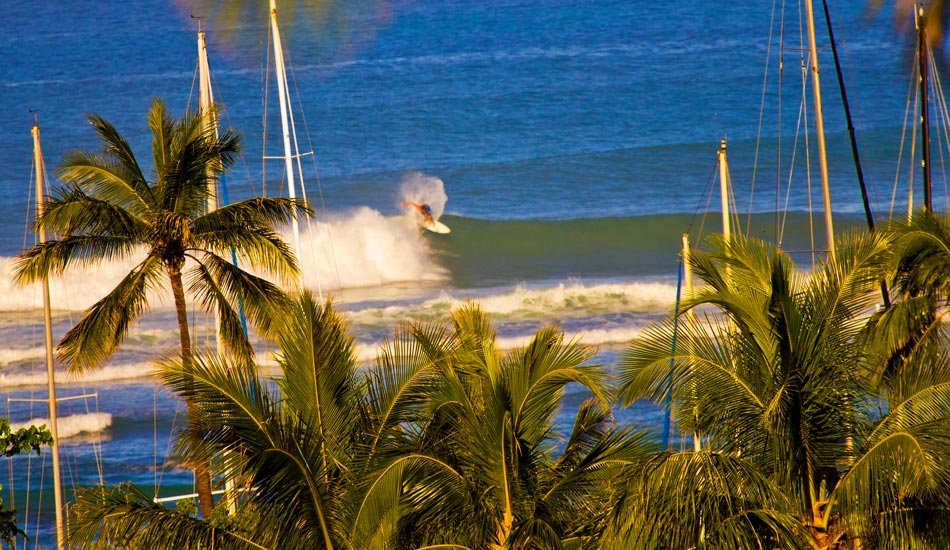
[{"left": 403, "top": 201, "right": 434, "bottom": 223}]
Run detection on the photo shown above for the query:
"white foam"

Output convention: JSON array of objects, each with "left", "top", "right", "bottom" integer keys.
[
  {"left": 12, "top": 412, "right": 112, "bottom": 439},
  {"left": 353, "top": 324, "right": 646, "bottom": 364},
  {"left": 0, "top": 362, "right": 155, "bottom": 388},
  {"left": 0, "top": 346, "right": 46, "bottom": 365},
  {"left": 477, "top": 280, "right": 675, "bottom": 316},
  {"left": 495, "top": 325, "right": 645, "bottom": 351},
  {"left": 398, "top": 172, "right": 449, "bottom": 221},
  {"left": 0, "top": 250, "right": 165, "bottom": 312},
  {"left": 567, "top": 326, "right": 645, "bottom": 346},
  {"left": 2, "top": 199, "right": 450, "bottom": 313},
  {"left": 345, "top": 279, "right": 677, "bottom": 327},
  {"left": 292, "top": 206, "right": 447, "bottom": 291}
]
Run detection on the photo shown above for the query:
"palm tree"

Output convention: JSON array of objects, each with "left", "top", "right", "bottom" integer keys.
[
  {"left": 67, "top": 297, "right": 654, "bottom": 549},
  {"left": 14, "top": 97, "right": 308, "bottom": 517},
  {"left": 395, "top": 303, "right": 655, "bottom": 549},
  {"left": 68, "top": 293, "right": 462, "bottom": 549},
  {"left": 850, "top": 210, "right": 950, "bottom": 546},
  {"left": 617, "top": 232, "right": 950, "bottom": 547}
]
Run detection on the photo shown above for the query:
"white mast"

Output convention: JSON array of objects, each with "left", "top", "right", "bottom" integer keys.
[
  {"left": 197, "top": 28, "right": 225, "bottom": 356},
  {"left": 197, "top": 29, "right": 218, "bottom": 216},
  {"left": 197, "top": 26, "right": 244, "bottom": 516},
  {"left": 32, "top": 120, "right": 65, "bottom": 550},
  {"left": 268, "top": 0, "right": 303, "bottom": 264},
  {"left": 804, "top": 0, "right": 836, "bottom": 263}
]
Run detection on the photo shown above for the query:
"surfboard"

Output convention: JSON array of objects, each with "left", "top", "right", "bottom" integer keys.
[{"left": 423, "top": 219, "right": 451, "bottom": 234}]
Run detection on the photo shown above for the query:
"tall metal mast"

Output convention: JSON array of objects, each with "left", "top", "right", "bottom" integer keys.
[
  {"left": 268, "top": 0, "right": 303, "bottom": 263},
  {"left": 804, "top": 0, "right": 836, "bottom": 263},
  {"left": 31, "top": 119, "right": 65, "bottom": 550},
  {"left": 917, "top": 5, "right": 933, "bottom": 211}
]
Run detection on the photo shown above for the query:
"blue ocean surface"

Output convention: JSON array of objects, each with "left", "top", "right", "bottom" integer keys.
[{"left": 0, "top": 0, "right": 927, "bottom": 544}]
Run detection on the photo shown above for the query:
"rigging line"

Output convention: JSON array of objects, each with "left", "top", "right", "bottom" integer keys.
[
  {"left": 928, "top": 42, "right": 950, "bottom": 211},
  {"left": 689, "top": 156, "right": 723, "bottom": 243},
  {"left": 187, "top": 57, "right": 200, "bottom": 114},
  {"left": 153, "top": 384, "right": 159, "bottom": 496},
  {"left": 279, "top": 49, "right": 326, "bottom": 303},
  {"left": 831, "top": 0, "right": 882, "bottom": 212},
  {"left": 262, "top": 22, "right": 273, "bottom": 198},
  {"left": 776, "top": 0, "right": 789, "bottom": 244},
  {"left": 33, "top": 449, "right": 47, "bottom": 545},
  {"left": 286, "top": 51, "right": 347, "bottom": 306},
  {"left": 726, "top": 161, "right": 742, "bottom": 237},
  {"left": 802, "top": 62, "right": 817, "bottom": 268},
  {"left": 890, "top": 61, "right": 917, "bottom": 219},
  {"left": 661, "top": 259, "right": 684, "bottom": 451},
  {"left": 748, "top": 0, "right": 782, "bottom": 231},
  {"left": 155, "top": 374, "right": 188, "bottom": 500},
  {"left": 211, "top": 70, "right": 261, "bottom": 198},
  {"left": 79, "top": 385, "right": 105, "bottom": 486},
  {"left": 821, "top": 0, "right": 875, "bottom": 232},
  {"left": 781, "top": 70, "right": 805, "bottom": 248},
  {"left": 908, "top": 73, "right": 919, "bottom": 220}
]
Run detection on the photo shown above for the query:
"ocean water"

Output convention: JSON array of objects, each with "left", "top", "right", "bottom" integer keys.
[{"left": 0, "top": 0, "right": 928, "bottom": 544}]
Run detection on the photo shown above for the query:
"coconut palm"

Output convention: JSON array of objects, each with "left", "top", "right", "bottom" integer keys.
[
  {"left": 13, "top": 97, "right": 308, "bottom": 517},
  {"left": 67, "top": 297, "right": 655, "bottom": 549},
  {"left": 850, "top": 210, "right": 950, "bottom": 547},
  {"left": 68, "top": 293, "right": 465, "bottom": 549},
  {"left": 396, "top": 302, "right": 656, "bottom": 549},
  {"left": 617, "top": 231, "right": 950, "bottom": 547}
]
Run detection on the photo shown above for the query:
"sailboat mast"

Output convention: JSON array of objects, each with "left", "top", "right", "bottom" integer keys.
[
  {"left": 718, "top": 139, "right": 731, "bottom": 240},
  {"left": 32, "top": 121, "right": 65, "bottom": 550},
  {"left": 197, "top": 29, "right": 228, "bottom": 356},
  {"left": 269, "top": 0, "right": 303, "bottom": 263},
  {"left": 917, "top": 6, "right": 932, "bottom": 211},
  {"left": 804, "top": 0, "right": 836, "bottom": 263},
  {"left": 198, "top": 30, "right": 218, "bottom": 215}
]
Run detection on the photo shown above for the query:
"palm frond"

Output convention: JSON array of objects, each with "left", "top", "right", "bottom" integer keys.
[
  {"left": 506, "top": 325, "right": 603, "bottom": 447},
  {"left": 195, "top": 196, "right": 313, "bottom": 237},
  {"left": 38, "top": 179, "right": 149, "bottom": 237},
  {"left": 72, "top": 112, "right": 154, "bottom": 206},
  {"left": 13, "top": 234, "right": 140, "bottom": 285},
  {"left": 68, "top": 483, "right": 265, "bottom": 549},
  {"left": 349, "top": 453, "right": 469, "bottom": 548},
  {"left": 366, "top": 323, "right": 451, "bottom": 457},
  {"left": 185, "top": 252, "right": 293, "bottom": 354},
  {"left": 272, "top": 293, "right": 364, "bottom": 475},
  {"left": 608, "top": 451, "right": 806, "bottom": 549},
  {"left": 57, "top": 255, "right": 164, "bottom": 371},
  {"left": 57, "top": 151, "right": 152, "bottom": 219},
  {"left": 191, "top": 222, "right": 300, "bottom": 286}
]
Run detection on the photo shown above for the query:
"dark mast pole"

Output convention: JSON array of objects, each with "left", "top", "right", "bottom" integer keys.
[
  {"left": 820, "top": 0, "right": 890, "bottom": 307},
  {"left": 919, "top": 5, "right": 933, "bottom": 211}
]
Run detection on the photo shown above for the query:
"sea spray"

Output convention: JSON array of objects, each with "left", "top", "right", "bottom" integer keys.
[
  {"left": 288, "top": 206, "right": 448, "bottom": 292},
  {"left": 398, "top": 172, "right": 449, "bottom": 220},
  {"left": 11, "top": 412, "right": 112, "bottom": 440}
]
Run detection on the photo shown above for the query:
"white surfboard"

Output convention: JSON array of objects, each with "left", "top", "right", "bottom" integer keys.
[{"left": 423, "top": 219, "right": 451, "bottom": 234}]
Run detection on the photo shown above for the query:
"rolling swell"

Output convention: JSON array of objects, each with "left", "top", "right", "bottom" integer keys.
[{"left": 430, "top": 211, "right": 869, "bottom": 288}]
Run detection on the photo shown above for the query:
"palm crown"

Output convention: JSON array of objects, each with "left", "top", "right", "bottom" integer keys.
[{"left": 15, "top": 97, "right": 308, "bottom": 371}]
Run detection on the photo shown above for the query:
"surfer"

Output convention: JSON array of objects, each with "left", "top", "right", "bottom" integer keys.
[{"left": 402, "top": 201, "right": 434, "bottom": 223}]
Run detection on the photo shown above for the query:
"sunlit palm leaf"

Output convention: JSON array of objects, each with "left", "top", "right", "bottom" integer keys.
[
  {"left": 69, "top": 483, "right": 266, "bottom": 549},
  {"left": 57, "top": 255, "right": 165, "bottom": 371}
]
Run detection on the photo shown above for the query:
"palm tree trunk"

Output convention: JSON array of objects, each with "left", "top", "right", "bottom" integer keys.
[{"left": 168, "top": 265, "right": 215, "bottom": 518}]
